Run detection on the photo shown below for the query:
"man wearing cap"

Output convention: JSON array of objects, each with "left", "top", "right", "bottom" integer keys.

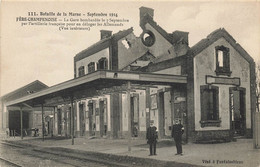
[
  {"left": 146, "top": 121, "right": 158, "bottom": 156},
  {"left": 172, "top": 119, "right": 184, "bottom": 155}
]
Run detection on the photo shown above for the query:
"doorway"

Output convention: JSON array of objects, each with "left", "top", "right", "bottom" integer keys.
[
  {"left": 230, "top": 88, "right": 246, "bottom": 136},
  {"left": 99, "top": 100, "right": 107, "bottom": 137},
  {"left": 173, "top": 88, "right": 187, "bottom": 141},
  {"left": 9, "top": 110, "right": 29, "bottom": 136},
  {"left": 57, "top": 109, "right": 62, "bottom": 135},
  {"left": 130, "top": 94, "right": 139, "bottom": 137},
  {"left": 79, "top": 103, "right": 85, "bottom": 136},
  {"left": 88, "top": 102, "right": 95, "bottom": 136},
  {"left": 158, "top": 92, "right": 165, "bottom": 137},
  {"left": 45, "top": 116, "right": 53, "bottom": 136}
]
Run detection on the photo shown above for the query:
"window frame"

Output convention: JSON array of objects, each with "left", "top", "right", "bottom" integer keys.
[
  {"left": 88, "top": 62, "right": 96, "bottom": 74},
  {"left": 200, "top": 85, "right": 221, "bottom": 128},
  {"left": 78, "top": 66, "right": 85, "bottom": 77},
  {"left": 97, "top": 57, "right": 108, "bottom": 70},
  {"left": 215, "top": 45, "right": 232, "bottom": 76}
]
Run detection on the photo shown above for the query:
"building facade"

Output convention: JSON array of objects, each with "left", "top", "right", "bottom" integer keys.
[
  {"left": 0, "top": 80, "right": 54, "bottom": 136},
  {"left": 2, "top": 7, "right": 256, "bottom": 143}
]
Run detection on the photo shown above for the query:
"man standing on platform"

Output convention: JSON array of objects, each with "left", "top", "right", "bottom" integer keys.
[
  {"left": 172, "top": 119, "right": 184, "bottom": 155},
  {"left": 146, "top": 121, "right": 158, "bottom": 156}
]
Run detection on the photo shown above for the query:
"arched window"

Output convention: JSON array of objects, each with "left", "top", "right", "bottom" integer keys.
[
  {"left": 78, "top": 66, "right": 85, "bottom": 77},
  {"left": 88, "top": 62, "right": 95, "bottom": 73},
  {"left": 97, "top": 57, "right": 108, "bottom": 70}
]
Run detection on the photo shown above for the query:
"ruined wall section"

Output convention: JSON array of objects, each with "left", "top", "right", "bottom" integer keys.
[{"left": 117, "top": 32, "right": 148, "bottom": 70}]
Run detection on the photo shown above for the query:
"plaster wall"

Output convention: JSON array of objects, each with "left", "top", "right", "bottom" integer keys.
[
  {"left": 144, "top": 23, "right": 172, "bottom": 58},
  {"left": 164, "top": 91, "right": 172, "bottom": 136},
  {"left": 76, "top": 101, "right": 80, "bottom": 131},
  {"left": 0, "top": 103, "right": 2, "bottom": 130},
  {"left": 83, "top": 95, "right": 111, "bottom": 132},
  {"left": 85, "top": 99, "right": 90, "bottom": 131},
  {"left": 29, "top": 112, "right": 33, "bottom": 129},
  {"left": 194, "top": 37, "right": 251, "bottom": 131},
  {"left": 154, "top": 66, "right": 181, "bottom": 75},
  {"left": 105, "top": 95, "right": 111, "bottom": 131},
  {"left": 3, "top": 104, "right": 7, "bottom": 129},
  {"left": 117, "top": 33, "right": 147, "bottom": 70},
  {"left": 138, "top": 90, "right": 146, "bottom": 132},
  {"left": 96, "top": 115, "right": 100, "bottom": 131},
  {"left": 54, "top": 108, "right": 58, "bottom": 135},
  {"left": 122, "top": 93, "right": 128, "bottom": 131},
  {"left": 121, "top": 90, "right": 146, "bottom": 132},
  {"left": 32, "top": 112, "right": 42, "bottom": 130},
  {"left": 75, "top": 48, "right": 109, "bottom": 77}
]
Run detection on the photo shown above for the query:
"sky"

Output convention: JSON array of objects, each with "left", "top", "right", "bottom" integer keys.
[{"left": 1, "top": 1, "right": 260, "bottom": 96}]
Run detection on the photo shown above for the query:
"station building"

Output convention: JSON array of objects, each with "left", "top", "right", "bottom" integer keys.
[
  {"left": 0, "top": 81, "right": 54, "bottom": 137},
  {"left": 0, "top": 7, "right": 256, "bottom": 143}
]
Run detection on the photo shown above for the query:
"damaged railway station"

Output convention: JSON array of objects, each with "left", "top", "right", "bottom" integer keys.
[{"left": 0, "top": 7, "right": 256, "bottom": 144}]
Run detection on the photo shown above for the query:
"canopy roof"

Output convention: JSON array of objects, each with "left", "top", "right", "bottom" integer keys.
[{"left": 6, "top": 70, "right": 187, "bottom": 107}]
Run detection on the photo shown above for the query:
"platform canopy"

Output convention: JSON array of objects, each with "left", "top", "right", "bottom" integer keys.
[{"left": 6, "top": 70, "right": 187, "bottom": 108}]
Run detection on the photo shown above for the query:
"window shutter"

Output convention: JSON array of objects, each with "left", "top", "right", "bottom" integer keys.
[
  {"left": 240, "top": 90, "right": 245, "bottom": 119},
  {"left": 83, "top": 102, "right": 86, "bottom": 112},
  {"left": 201, "top": 89, "right": 208, "bottom": 121},
  {"left": 104, "top": 59, "right": 108, "bottom": 70},
  {"left": 104, "top": 99, "right": 107, "bottom": 124},
  {"left": 209, "top": 91, "right": 214, "bottom": 120},
  {"left": 82, "top": 66, "right": 85, "bottom": 75},
  {"left": 224, "top": 50, "right": 230, "bottom": 71},
  {"left": 215, "top": 88, "right": 219, "bottom": 119},
  {"left": 97, "top": 62, "right": 100, "bottom": 70},
  {"left": 88, "top": 64, "right": 91, "bottom": 73}
]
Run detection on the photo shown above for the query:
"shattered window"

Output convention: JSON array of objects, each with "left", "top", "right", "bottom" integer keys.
[
  {"left": 215, "top": 45, "right": 231, "bottom": 76},
  {"left": 122, "top": 38, "right": 131, "bottom": 49}
]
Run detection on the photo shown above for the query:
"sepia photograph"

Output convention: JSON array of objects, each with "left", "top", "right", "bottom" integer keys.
[{"left": 0, "top": 1, "right": 260, "bottom": 166}]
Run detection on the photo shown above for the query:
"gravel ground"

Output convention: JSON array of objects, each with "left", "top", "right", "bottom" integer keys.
[{"left": 2, "top": 136, "right": 260, "bottom": 167}]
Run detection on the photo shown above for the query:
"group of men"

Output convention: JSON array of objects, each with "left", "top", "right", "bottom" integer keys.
[{"left": 146, "top": 119, "right": 184, "bottom": 156}]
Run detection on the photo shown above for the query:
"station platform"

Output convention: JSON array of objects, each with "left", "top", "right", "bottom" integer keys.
[{"left": 1, "top": 135, "right": 260, "bottom": 167}]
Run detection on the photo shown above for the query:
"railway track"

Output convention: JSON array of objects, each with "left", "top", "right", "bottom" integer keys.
[
  {"left": 0, "top": 140, "right": 201, "bottom": 167},
  {"left": 0, "top": 141, "right": 134, "bottom": 167},
  {"left": 0, "top": 157, "right": 22, "bottom": 167}
]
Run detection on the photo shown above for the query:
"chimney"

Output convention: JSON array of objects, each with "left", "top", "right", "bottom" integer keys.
[
  {"left": 139, "top": 7, "right": 154, "bottom": 26},
  {"left": 100, "top": 30, "right": 112, "bottom": 40},
  {"left": 172, "top": 31, "right": 189, "bottom": 45}
]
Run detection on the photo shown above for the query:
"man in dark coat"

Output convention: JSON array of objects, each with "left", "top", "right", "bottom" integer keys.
[
  {"left": 172, "top": 119, "right": 184, "bottom": 155},
  {"left": 146, "top": 121, "right": 158, "bottom": 156}
]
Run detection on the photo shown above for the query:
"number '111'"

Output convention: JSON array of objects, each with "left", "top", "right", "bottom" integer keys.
[{"left": 28, "top": 12, "right": 37, "bottom": 16}]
